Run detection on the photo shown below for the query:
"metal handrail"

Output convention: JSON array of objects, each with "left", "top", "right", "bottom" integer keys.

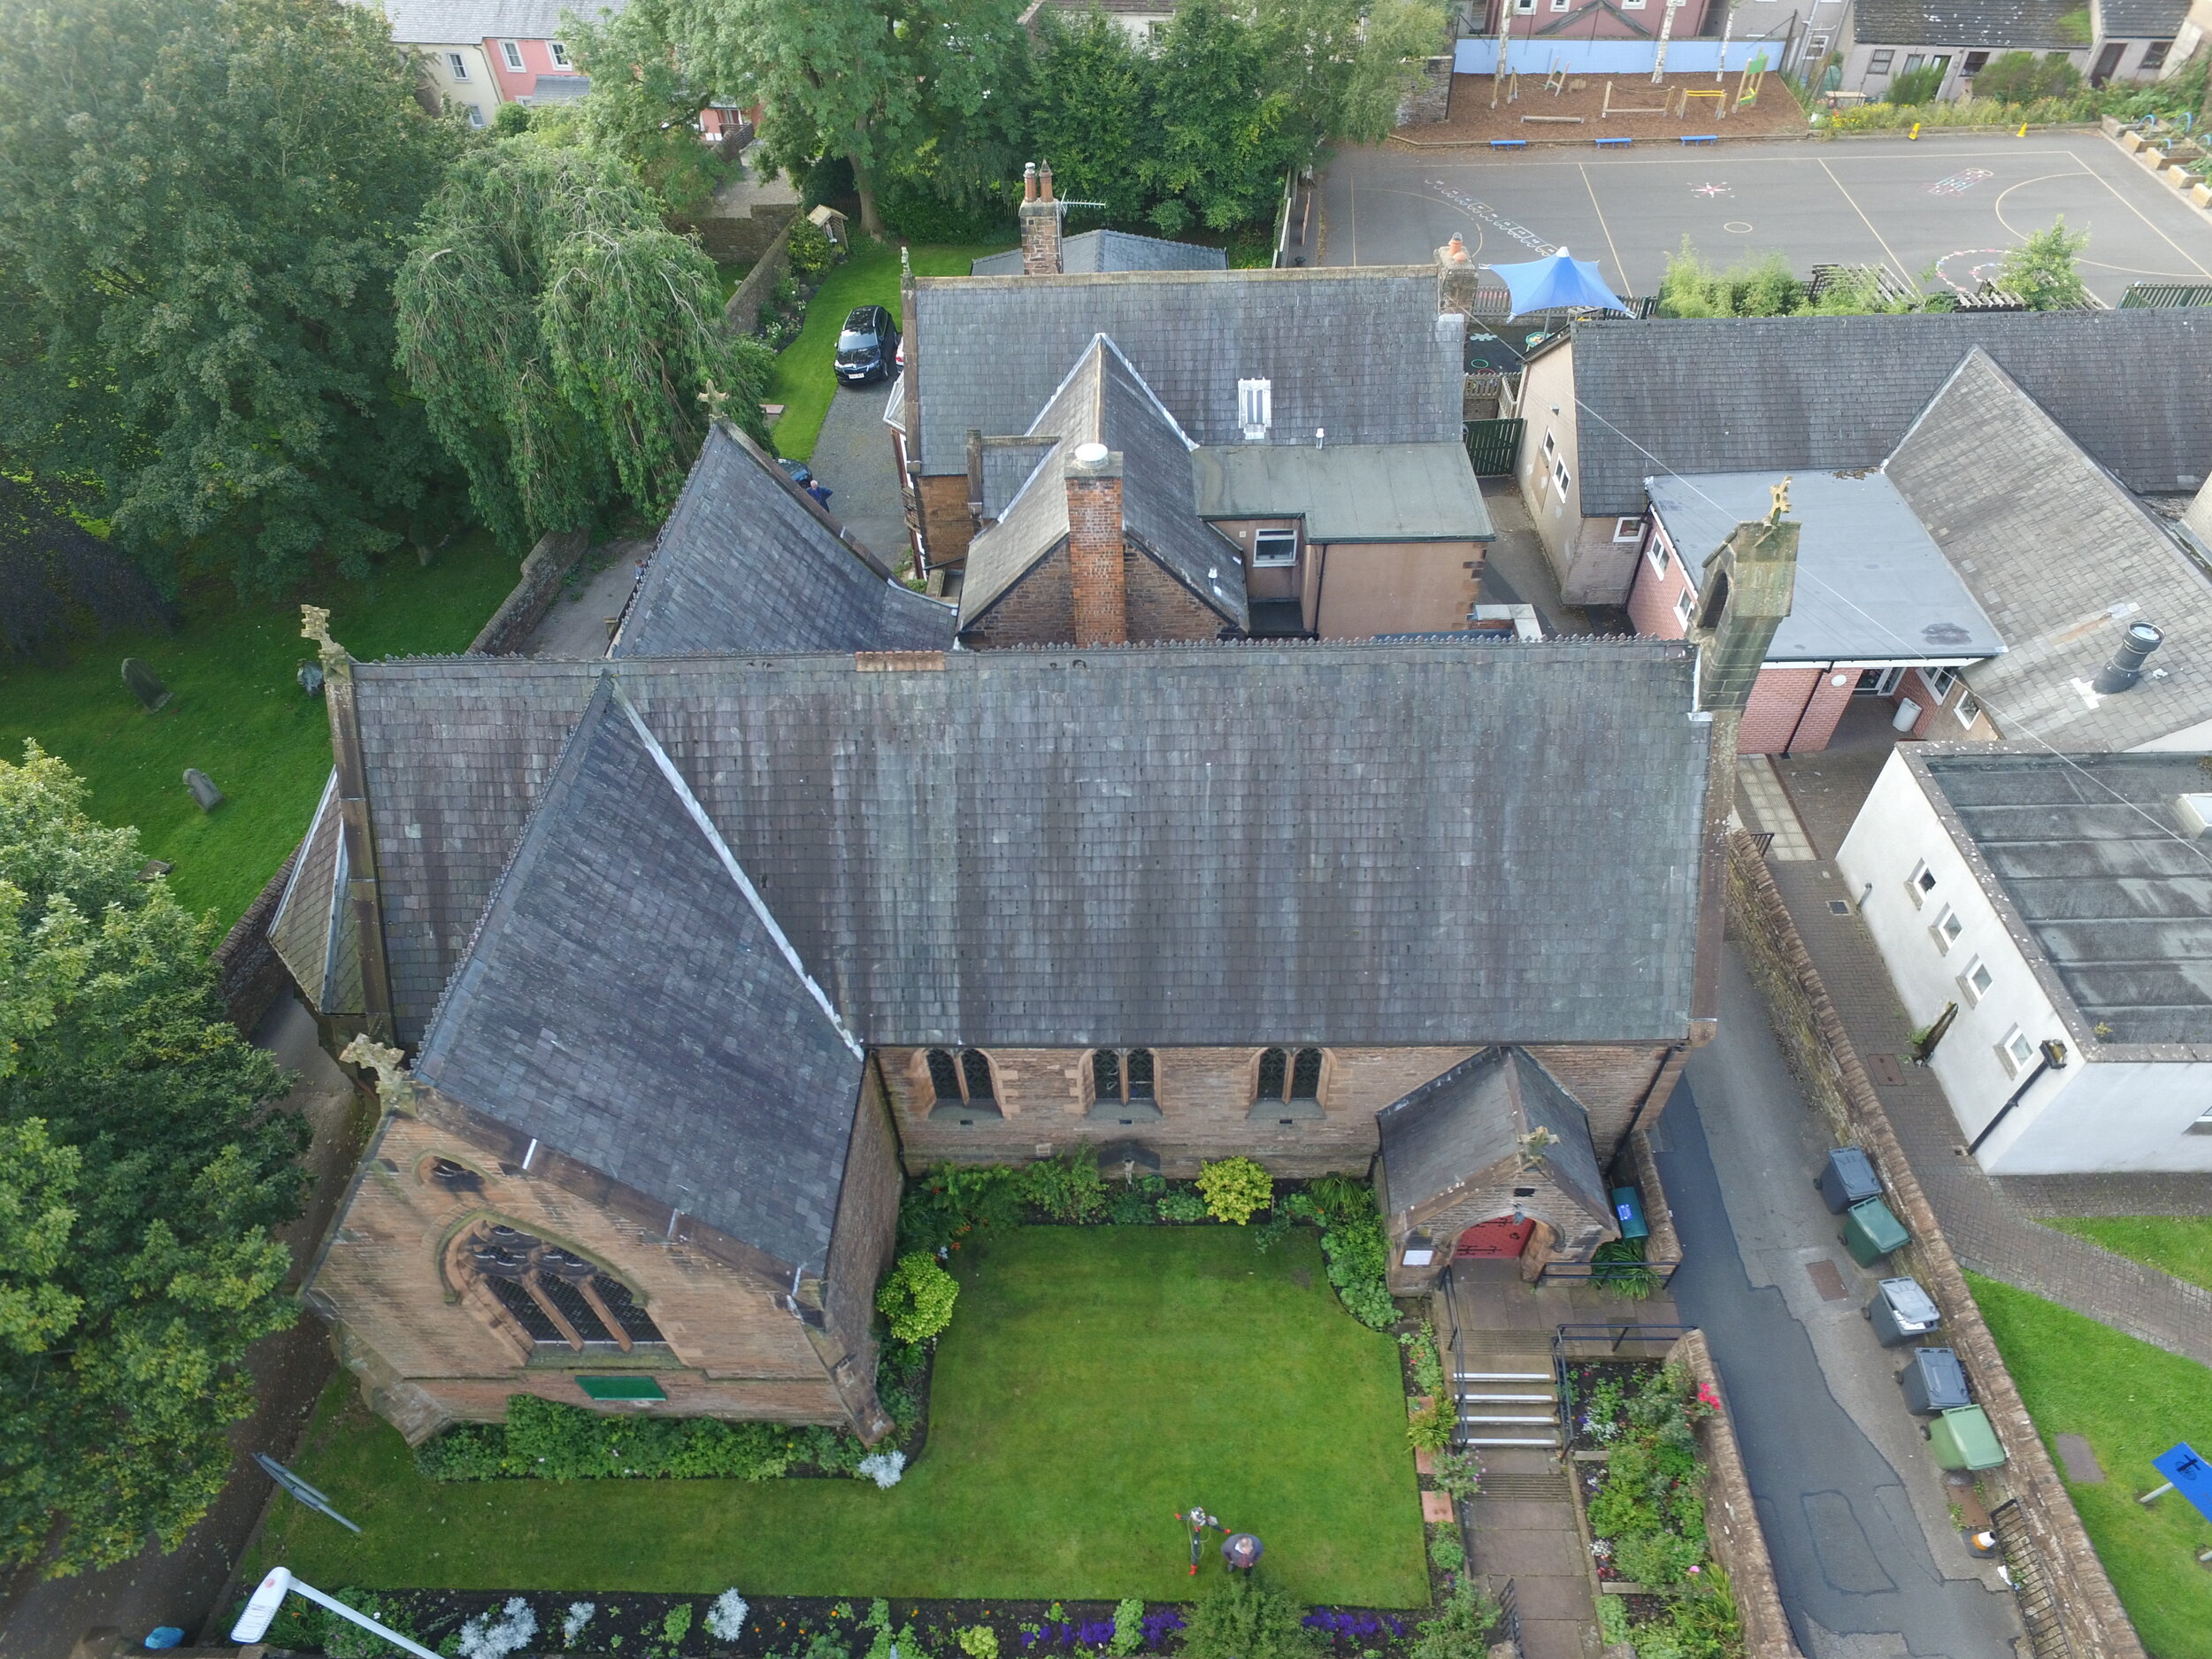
[
  {"left": 1551, "top": 1323, "right": 1701, "bottom": 1442},
  {"left": 1532, "top": 1258, "right": 1684, "bottom": 1291}
]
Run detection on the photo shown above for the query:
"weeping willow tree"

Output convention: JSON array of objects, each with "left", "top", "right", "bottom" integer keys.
[{"left": 394, "top": 142, "right": 772, "bottom": 553}]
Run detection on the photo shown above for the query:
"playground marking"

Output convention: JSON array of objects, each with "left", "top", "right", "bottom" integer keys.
[
  {"left": 1579, "top": 163, "right": 1629, "bottom": 285},
  {"left": 1934, "top": 248, "right": 2010, "bottom": 292},
  {"left": 1926, "top": 168, "right": 1993, "bottom": 196},
  {"left": 1694, "top": 182, "right": 1734, "bottom": 197},
  {"left": 1426, "top": 180, "right": 1557, "bottom": 255},
  {"left": 1818, "top": 158, "right": 1913, "bottom": 284},
  {"left": 1724, "top": 219, "right": 1754, "bottom": 233},
  {"left": 2066, "top": 147, "right": 2212, "bottom": 278},
  {"left": 1994, "top": 169, "right": 2212, "bottom": 279}
]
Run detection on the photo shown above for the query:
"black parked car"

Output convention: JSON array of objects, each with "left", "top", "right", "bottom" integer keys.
[{"left": 834, "top": 304, "right": 900, "bottom": 385}]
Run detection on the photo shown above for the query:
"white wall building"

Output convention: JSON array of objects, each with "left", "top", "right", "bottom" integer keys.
[{"left": 1839, "top": 748, "right": 2212, "bottom": 1173}]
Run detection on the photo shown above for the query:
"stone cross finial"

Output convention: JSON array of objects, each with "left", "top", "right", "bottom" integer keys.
[
  {"left": 1516, "top": 1124, "right": 1560, "bottom": 1170},
  {"left": 301, "top": 604, "right": 350, "bottom": 679},
  {"left": 696, "top": 380, "right": 731, "bottom": 424},
  {"left": 1768, "top": 475, "right": 1793, "bottom": 524},
  {"left": 340, "top": 1035, "right": 418, "bottom": 1114}
]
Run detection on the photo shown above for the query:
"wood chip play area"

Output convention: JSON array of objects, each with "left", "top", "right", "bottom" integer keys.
[{"left": 1396, "top": 71, "right": 1812, "bottom": 146}]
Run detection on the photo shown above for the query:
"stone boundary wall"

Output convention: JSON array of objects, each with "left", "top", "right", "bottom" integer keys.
[
  {"left": 725, "top": 216, "right": 799, "bottom": 338},
  {"left": 1675, "top": 1330, "right": 1803, "bottom": 1659},
  {"left": 1400, "top": 56, "right": 1455, "bottom": 125},
  {"left": 1625, "top": 1127, "right": 1682, "bottom": 1271},
  {"left": 468, "top": 528, "right": 593, "bottom": 656},
  {"left": 1724, "top": 830, "right": 2146, "bottom": 1659},
  {"left": 211, "top": 528, "right": 590, "bottom": 1034}
]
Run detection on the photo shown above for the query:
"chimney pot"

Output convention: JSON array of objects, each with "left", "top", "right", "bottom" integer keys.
[
  {"left": 1445, "top": 234, "right": 1469, "bottom": 264},
  {"left": 1040, "top": 160, "right": 1054, "bottom": 204},
  {"left": 1072, "top": 442, "right": 1110, "bottom": 469},
  {"left": 1023, "top": 162, "right": 1038, "bottom": 204},
  {"left": 2093, "top": 618, "right": 2163, "bottom": 694}
]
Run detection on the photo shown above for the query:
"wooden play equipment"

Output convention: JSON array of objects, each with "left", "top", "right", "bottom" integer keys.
[
  {"left": 1490, "top": 68, "right": 1520, "bottom": 109},
  {"left": 1601, "top": 78, "right": 1669, "bottom": 119},
  {"left": 1733, "top": 57, "right": 1768, "bottom": 112},
  {"left": 1678, "top": 87, "right": 1728, "bottom": 119},
  {"left": 1521, "top": 113, "right": 1585, "bottom": 123},
  {"left": 1543, "top": 60, "right": 1569, "bottom": 95}
]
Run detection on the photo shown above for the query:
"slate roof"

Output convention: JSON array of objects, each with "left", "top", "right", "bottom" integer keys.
[
  {"left": 1566, "top": 312, "right": 2212, "bottom": 518},
  {"left": 1885, "top": 349, "right": 2212, "bottom": 749},
  {"left": 1646, "top": 469, "right": 2003, "bottom": 663},
  {"left": 2097, "top": 0, "right": 2189, "bottom": 35},
  {"left": 960, "top": 336, "right": 1247, "bottom": 631},
  {"left": 413, "top": 679, "right": 865, "bottom": 1271},
  {"left": 268, "top": 773, "right": 364, "bottom": 1017},
  {"left": 1916, "top": 750, "right": 2212, "bottom": 1049},
  {"left": 347, "top": 641, "right": 1709, "bottom": 1050},
  {"left": 1377, "top": 1048, "right": 1610, "bottom": 1225},
  {"left": 1852, "top": 0, "right": 2078, "bottom": 45},
  {"left": 613, "top": 424, "right": 956, "bottom": 657},
  {"left": 371, "top": 0, "right": 619, "bottom": 42},
  {"left": 971, "top": 230, "right": 1228, "bottom": 278},
  {"left": 907, "top": 267, "right": 1464, "bottom": 474},
  {"left": 1191, "top": 443, "right": 1494, "bottom": 542}
]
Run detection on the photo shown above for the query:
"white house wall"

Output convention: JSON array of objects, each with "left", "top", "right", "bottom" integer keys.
[{"left": 1838, "top": 751, "right": 2212, "bottom": 1172}]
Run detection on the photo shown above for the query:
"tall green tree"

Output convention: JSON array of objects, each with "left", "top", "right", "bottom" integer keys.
[
  {"left": 395, "top": 141, "right": 772, "bottom": 555},
  {"left": 1026, "top": 11, "right": 1157, "bottom": 226},
  {"left": 672, "top": 0, "right": 1028, "bottom": 235},
  {"left": 1143, "top": 0, "right": 1294, "bottom": 233},
  {"left": 0, "top": 743, "right": 304, "bottom": 1577},
  {"left": 1256, "top": 0, "right": 1448, "bottom": 157},
  {"left": 0, "top": 0, "right": 462, "bottom": 595},
  {"left": 565, "top": 0, "right": 730, "bottom": 217}
]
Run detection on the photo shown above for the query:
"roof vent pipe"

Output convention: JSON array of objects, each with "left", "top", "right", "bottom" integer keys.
[{"left": 2093, "top": 619, "right": 2163, "bottom": 694}]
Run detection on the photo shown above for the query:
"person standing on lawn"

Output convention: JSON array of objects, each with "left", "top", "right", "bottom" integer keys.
[{"left": 1176, "top": 1507, "right": 1221, "bottom": 1575}]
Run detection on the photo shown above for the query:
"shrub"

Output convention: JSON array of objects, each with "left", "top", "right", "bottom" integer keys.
[
  {"left": 1596, "top": 1594, "right": 1631, "bottom": 1647},
  {"left": 1110, "top": 1600, "right": 1147, "bottom": 1657},
  {"left": 1961, "top": 48, "right": 2078, "bottom": 103},
  {"left": 1307, "top": 1174, "right": 1371, "bottom": 1224},
  {"left": 1177, "top": 1570, "right": 1324, "bottom": 1659},
  {"left": 1110, "top": 1182, "right": 1162, "bottom": 1225},
  {"left": 1613, "top": 1530, "right": 1705, "bottom": 1595},
  {"left": 786, "top": 218, "right": 840, "bottom": 280},
  {"left": 1998, "top": 219, "right": 2090, "bottom": 311},
  {"left": 899, "top": 1162, "right": 1024, "bottom": 1254},
  {"left": 1156, "top": 1189, "right": 1211, "bottom": 1222},
  {"left": 493, "top": 102, "right": 532, "bottom": 134},
  {"left": 414, "top": 1395, "right": 864, "bottom": 1482},
  {"left": 1402, "top": 1321, "right": 1445, "bottom": 1397},
  {"left": 857, "top": 1448, "right": 908, "bottom": 1487},
  {"left": 1022, "top": 1145, "right": 1108, "bottom": 1221},
  {"left": 878, "top": 1250, "right": 961, "bottom": 1342},
  {"left": 460, "top": 1597, "right": 538, "bottom": 1659},
  {"left": 1407, "top": 1583, "right": 1499, "bottom": 1659},
  {"left": 1318, "top": 1212, "right": 1396, "bottom": 1328},
  {"left": 1197, "top": 1156, "right": 1273, "bottom": 1225},
  {"left": 1433, "top": 1446, "right": 1484, "bottom": 1501},
  {"left": 1886, "top": 63, "right": 1945, "bottom": 105},
  {"left": 664, "top": 1603, "right": 695, "bottom": 1647},
  {"left": 563, "top": 1602, "right": 596, "bottom": 1647},
  {"left": 960, "top": 1625, "right": 1001, "bottom": 1659},
  {"left": 1406, "top": 1393, "right": 1455, "bottom": 1453},
  {"left": 1427, "top": 1524, "right": 1464, "bottom": 1572},
  {"left": 1591, "top": 1237, "right": 1659, "bottom": 1301},
  {"left": 707, "top": 1590, "right": 749, "bottom": 1641}
]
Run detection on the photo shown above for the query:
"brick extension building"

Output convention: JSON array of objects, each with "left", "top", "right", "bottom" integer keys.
[{"left": 271, "top": 417, "right": 1795, "bottom": 1445}]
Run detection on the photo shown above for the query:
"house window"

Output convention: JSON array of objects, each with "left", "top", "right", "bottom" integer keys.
[
  {"left": 2144, "top": 40, "right": 2170, "bottom": 70},
  {"left": 926, "top": 1048, "right": 1002, "bottom": 1121},
  {"left": 1869, "top": 49, "right": 1894, "bottom": 73},
  {"left": 1962, "top": 50, "right": 1989, "bottom": 76},
  {"left": 1907, "top": 859, "right": 1937, "bottom": 905},
  {"left": 501, "top": 40, "right": 524, "bottom": 70},
  {"left": 1647, "top": 535, "right": 1671, "bottom": 576},
  {"left": 1902, "top": 52, "right": 1926, "bottom": 72},
  {"left": 1955, "top": 691, "right": 1982, "bottom": 728},
  {"left": 1238, "top": 379, "right": 1271, "bottom": 440},
  {"left": 1673, "top": 588, "right": 1696, "bottom": 628},
  {"left": 1252, "top": 529, "right": 1298, "bottom": 567},
  {"left": 1960, "top": 956, "right": 1993, "bottom": 1005},
  {"left": 1552, "top": 457, "right": 1571, "bottom": 498},
  {"left": 1997, "top": 1025, "right": 2036, "bottom": 1077},
  {"left": 1514, "top": 0, "right": 1534, "bottom": 12},
  {"left": 466, "top": 1225, "right": 665, "bottom": 1354},
  {"left": 447, "top": 50, "right": 470, "bottom": 79},
  {"left": 549, "top": 39, "right": 572, "bottom": 66},
  {"left": 1613, "top": 516, "right": 1645, "bottom": 544},
  {"left": 1551, "top": 0, "right": 1569, "bottom": 12},
  {"left": 2189, "top": 1102, "right": 2212, "bottom": 1135},
  {"left": 1090, "top": 1048, "right": 1162, "bottom": 1122},
  {"left": 1252, "top": 1047, "right": 1325, "bottom": 1121},
  {"left": 1931, "top": 904, "right": 1964, "bottom": 952},
  {"left": 1926, "top": 665, "right": 1959, "bottom": 702},
  {"left": 1856, "top": 666, "right": 1903, "bottom": 696},
  {"left": 466, "top": 104, "right": 486, "bottom": 127}
]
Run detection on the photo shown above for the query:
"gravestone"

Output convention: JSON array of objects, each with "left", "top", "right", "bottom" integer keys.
[
  {"left": 183, "top": 769, "right": 225, "bottom": 811},
  {"left": 121, "top": 658, "right": 172, "bottom": 711}
]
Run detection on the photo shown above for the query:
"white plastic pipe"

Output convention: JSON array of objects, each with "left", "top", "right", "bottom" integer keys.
[{"left": 230, "top": 1566, "right": 442, "bottom": 1659}]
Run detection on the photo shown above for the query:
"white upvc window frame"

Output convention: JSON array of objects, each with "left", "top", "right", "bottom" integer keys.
[
  {"left": 1930, "top": 903, "right": 1964, "bottom": 953},
  {"left": 447, "top": 50, "right": 470, "bottom": 79},
  {"left": 1251, "top": 528, "right": 1298, "bottom": 568},
  {"left": 1906, "top": 858, "right": 1937, "bottom": 907},
  {"left": 501, "top": 39, "right": 524, "bottom": 70},
  {"left": 1673, "top": 587, "right": 1695, "bottom": 628},
  {"left": 1614, "top": 515, "right": 1646, "bottom": 544},
  {"left": 1959, "top": 956, "right": 1993, "bottom": 1005},
  {"left": 1997, "top": 1025, "right": 2036, "bottom": 1077},
  {"left": 549, "top": 39, "right": 572, "bottom": 66}
]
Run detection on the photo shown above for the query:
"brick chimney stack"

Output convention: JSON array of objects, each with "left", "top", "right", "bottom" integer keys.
[
  {"left": 1020, "top": 160, "right": 1062, "bottom": 276},
  {"left": 1065, "top": 442, "right": 1126, "bottom": 646}
]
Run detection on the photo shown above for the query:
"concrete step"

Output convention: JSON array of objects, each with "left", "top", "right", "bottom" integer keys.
[
  {"left": 1455, "top": 1370, "right": 1552, "bottom": 1383},
  {"left": 1458, "top": 1390, "right": 1555, "bottom": 1403},
  {"left": 1464, "top": 1432, "right": 1562, "bottom": 1448},
  {"left": 1461, "top": 1412, "right": 1559, "bottom": 1425}
]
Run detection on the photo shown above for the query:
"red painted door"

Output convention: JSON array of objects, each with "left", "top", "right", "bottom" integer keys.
[{"left": 1455, "top": 1217, "right": 1536, "bottom": 1258}]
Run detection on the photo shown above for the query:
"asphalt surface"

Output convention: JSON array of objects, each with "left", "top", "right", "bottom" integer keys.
[
  {"left": 1321, "top": 133, "right": 2212, "bottom": 304},
  {"left": 806, "top": 376, "right": 911, "bottom": 573},
  {"left": 1656, "top": 949, "right": 2023, "bottom": 1659}
]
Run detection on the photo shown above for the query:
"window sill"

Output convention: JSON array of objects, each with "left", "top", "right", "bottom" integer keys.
[
  {"left": 929, "top": 1102, "right": 1004, "bottom": 1124},
  {"left": 1085, "top": 1101, "right": 1164, "bottom": 1124},
  {"left": 1248, "top": 1097, "right": 1325, "bottom": 1123}
]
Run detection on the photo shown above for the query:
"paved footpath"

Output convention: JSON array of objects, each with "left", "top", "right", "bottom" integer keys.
[{"left": 1766, "top": 858, "right": 2212, "bottom": 1368}]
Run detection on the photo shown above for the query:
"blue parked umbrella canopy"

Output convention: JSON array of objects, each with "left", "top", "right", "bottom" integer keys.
[{"left": 1486, "top": 248, "right": 1630, "bottom": 319}]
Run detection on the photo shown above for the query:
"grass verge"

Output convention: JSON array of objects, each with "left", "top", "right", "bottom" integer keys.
[
  {"left": 0, "top": 534, "right": 518, "bottom": 929},
  {"left": 2041, "top": 1216, "right": 2212, "bottom": 1294},
  {"left": 765, "top": 235, "right": 1013, "bottom": 463},
  {"left": 247, "top": 1226, "right": 1426, "bottom": 1605},
  {"left": 1966, "top": 1271, "right": 2212, "bottom": 1659}
]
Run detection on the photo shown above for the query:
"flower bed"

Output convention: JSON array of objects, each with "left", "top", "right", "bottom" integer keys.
[{"left": 1564, "top": 1360, "right": 1746, "bottom": 1659}]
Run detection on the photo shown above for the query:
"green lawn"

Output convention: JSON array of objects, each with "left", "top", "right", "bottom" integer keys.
[
  {"left": 766, "top": 234, "right": 1013, "bottom": 463},
  {"left": 2043, "top": 1217, "right": 2212, "bottom": 1295},
  {"left": 1967, "top": 1272, "right": 2212, "bottom": 1659},
  {"left": 0, "top": 535, "right": 519, "bottom": 929},
  {"left": 248, "top": 1227, "right": 1426, "bottom": 1605}
]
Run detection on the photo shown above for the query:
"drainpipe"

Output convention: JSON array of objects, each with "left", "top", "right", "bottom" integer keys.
[
  {"left": 1780, "top": 661, "right": 1831, "bottom": 757},
  {"left": 1966, "top": 1040, "right": 2069, "bottom": 1156}
]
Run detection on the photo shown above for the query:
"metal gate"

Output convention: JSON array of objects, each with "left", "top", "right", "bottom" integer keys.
[
  {"left": 1989, "top": 1499, "right": 2075, "bottom": 1659},
  {"left": 1465, "top": 419, "right": 1525, "bottom": 477}
]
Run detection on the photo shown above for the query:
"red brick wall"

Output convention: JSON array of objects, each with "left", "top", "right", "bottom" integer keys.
[
  {"left": 1067, "top": 472, "right": 1128, "bottom": 646},
  {"left": 1739, "top": 667, "right": 1821, "bottom": 755},
  {"left": 1523, "top": 1043, "right": 1675, "bottom": 1162},
  {"left": 1127, "top": 556, "right": 1229, "bottom": 641},
  {"left": 918, "top": 475, "right": 975, "bottom": 569},
  {"left": 1626, "top": 519, "right": 1694, "bottom": 640},
  {"left": 964, "top": 547, "right": 1074, "bottom": 647}
]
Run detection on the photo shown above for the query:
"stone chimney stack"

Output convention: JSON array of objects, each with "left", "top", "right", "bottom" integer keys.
[
  {"left": 1020, "top": 160, "right": 1062, "bottom": 276},
  {"left": 1065, "top": 442, "right": 1126, "bottom": 646},
  {"left": 1687, "top": 479, "right": 1800, "bottom": 827}
]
